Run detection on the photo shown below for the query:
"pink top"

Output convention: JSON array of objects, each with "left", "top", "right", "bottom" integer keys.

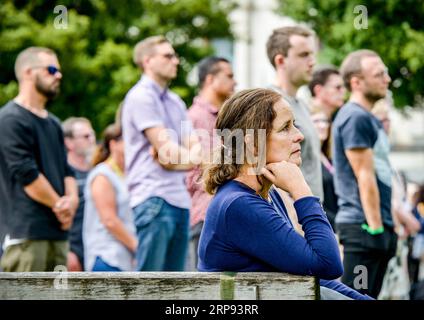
[{"left": 186, "top": 96, "right": 219, "bottom": 227}]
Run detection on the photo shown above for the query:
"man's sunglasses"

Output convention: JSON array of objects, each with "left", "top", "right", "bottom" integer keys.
[{"left": 32, "top": 65, "right": 62, "bottom": 75}]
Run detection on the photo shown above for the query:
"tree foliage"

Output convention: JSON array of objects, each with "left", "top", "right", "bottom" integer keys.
[
  {"left": 278, "top": 0, "right": 424, "bottom": 108},
  {"left": 0, "top": 0, "right": 233, "bottom": 132}
]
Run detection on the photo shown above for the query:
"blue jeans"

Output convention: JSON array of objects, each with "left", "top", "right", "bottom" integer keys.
[
  {"left": 92, "top": 256, "right": 122, "bottom": 272},
  {"left": 133, "top": 197, "right": 189, "bottom": 271}
]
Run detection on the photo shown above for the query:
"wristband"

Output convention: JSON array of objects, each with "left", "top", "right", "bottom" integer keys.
[{"left": 361, "top": 223, "right": 384, "bottom": 235}]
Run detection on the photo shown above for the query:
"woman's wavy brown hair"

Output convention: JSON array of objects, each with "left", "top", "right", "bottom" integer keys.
[{"left": 203, "top": 88, "right": 282, "bottom": 195}]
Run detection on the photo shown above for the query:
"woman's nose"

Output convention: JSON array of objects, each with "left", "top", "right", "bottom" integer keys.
[{"left": 294, "top": 126, "right": 304, "bottom": 143}]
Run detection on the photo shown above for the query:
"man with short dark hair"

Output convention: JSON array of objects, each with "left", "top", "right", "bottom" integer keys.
[
  {"left": 308, "top": 67, "right": 346, "bottom": 119},
  {"left": 333, "top": 49, "right": 396, "bottom": 298},
  {"left": 266, "top": 25, "right": 323, "bottom": 200},
  {"left": 0, "top": 47, "right": 78, "bottom": 272},
  {"left": 122, "top": 36, "right": 201, "bottom": 271},
  {"left": 186, "top": 56, "right": 236, "bottom": 270},
  {"left": 63, "top": 117, "right": 96, "bottom": 271}
]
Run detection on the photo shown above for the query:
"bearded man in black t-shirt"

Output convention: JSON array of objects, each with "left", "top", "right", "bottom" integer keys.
[{"left": 0, "top": 47, "right": 78, "bottom": 272}]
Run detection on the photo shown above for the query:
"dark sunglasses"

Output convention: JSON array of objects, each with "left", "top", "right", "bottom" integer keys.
[
  {"left": 32, "top": 65, "right": 61, "bottom": 75},
  {"left": 46, "top": 65, "right": 61, "bottom": 75}
]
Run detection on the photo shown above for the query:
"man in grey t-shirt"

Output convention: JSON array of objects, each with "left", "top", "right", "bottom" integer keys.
[{"left": 266, "top": 26, "right": 323, "bottom": 200}]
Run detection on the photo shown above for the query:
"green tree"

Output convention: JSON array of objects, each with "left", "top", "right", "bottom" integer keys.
[
  {"left": 0, "top": 0, "right": 233, "bottom": 133},
  {"left": 277, "top": 0, "right": 424, "bottom": 108}
]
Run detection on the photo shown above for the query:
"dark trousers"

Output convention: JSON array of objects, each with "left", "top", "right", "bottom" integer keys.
[{"left": 337, "top": 223, "right": 397, "bottom": 298}]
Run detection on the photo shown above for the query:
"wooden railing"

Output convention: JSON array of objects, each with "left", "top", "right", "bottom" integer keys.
[{"left": 0, "top": 272, "right": 318, "bottom": 300}]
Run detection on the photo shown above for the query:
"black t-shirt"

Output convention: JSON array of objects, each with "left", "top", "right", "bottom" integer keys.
[{"left": 0, "top": 101, "right": 74, "bottom": 240}]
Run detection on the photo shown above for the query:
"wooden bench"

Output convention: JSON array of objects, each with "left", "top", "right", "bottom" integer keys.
[{"left": 0, "top": 272, "right": 318, "bottom": 300}]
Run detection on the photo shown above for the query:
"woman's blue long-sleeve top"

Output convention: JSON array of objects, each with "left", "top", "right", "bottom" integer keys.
[{"left": 198, "top": 180, "right": 371, "bottom": 300}]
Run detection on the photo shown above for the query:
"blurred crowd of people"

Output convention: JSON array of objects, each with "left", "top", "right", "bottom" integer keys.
[{"left": 0, "top": 25, "right": 423, "bottom": 300}]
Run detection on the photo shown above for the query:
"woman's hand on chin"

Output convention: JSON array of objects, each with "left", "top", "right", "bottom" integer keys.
[{"left": 260, "top": 161, "right": 313, "bottom": 200}]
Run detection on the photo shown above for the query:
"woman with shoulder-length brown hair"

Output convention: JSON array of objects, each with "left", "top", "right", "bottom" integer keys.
[
  {"left": 83, "top": 124, "right": 137, "bottom": 271},
  {"left": 198, "top": 88, "right": 371, "bottom": 299}
]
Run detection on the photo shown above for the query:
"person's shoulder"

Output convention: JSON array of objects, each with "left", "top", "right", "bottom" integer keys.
[
  {"left": 297, "top": 97, "right": 310, "bottom": 110},
  {"left": 87, "top": 163, "right": 113, "bottom": 182},
  {"left": 214, "top": 181, "right": 268, "bottom": 214},
  {"left": 0, "top": 100, "right": 13, "bottom": 114},
  {"left": 334, "top": 102, "right": 370, "bottom": 126},
  {"left": 125, "top": 79, "right": 155, "bottom": 104},
  {"left": 91, "top": 162, "right": 110, "bottom": 174},
  {"left": 341, "top": 102, "right": 369, "bottom": 116},
  {"left": 0, "top": 101, "right": 21, "bottom": 118},
  {"left": 188, "top": 101, "right": 209, "bottom": 121},
  {"left": 126, "top": 83, "right": 152, "bottom": 100},
  {"left": 47, "top": 113, "right": 63, "bottom": 128},
  {"left": 168, "top": 90, "right": 187, "bottom": 108},
  {"left": 0, "top": 102, "right": 29, "bottom": 130},
  {"left": 123, "top": 89, "right": 157, "bottom": 121},
  {"left": 188, "top": 100, "right": 203, "bottom": 113}
]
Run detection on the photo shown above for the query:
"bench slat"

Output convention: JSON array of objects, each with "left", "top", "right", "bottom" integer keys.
[{"left": 0, "top": 272, "right": 317, "bottom": 300}]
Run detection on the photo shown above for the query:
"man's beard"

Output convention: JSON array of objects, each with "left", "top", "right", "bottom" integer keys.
[
  {"left": 35, "top": 75, "right": 60, "bottom": 100},
  {"left": 77, "top": 146, "right": 95, "bottom": 164},
  {"left": 364, "top": 88, "right": 386, "bottom": 104}
]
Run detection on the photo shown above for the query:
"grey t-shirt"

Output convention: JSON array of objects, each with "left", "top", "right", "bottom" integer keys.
[{"left": 270, "top": 86, "right": 324, "bottom": 200}]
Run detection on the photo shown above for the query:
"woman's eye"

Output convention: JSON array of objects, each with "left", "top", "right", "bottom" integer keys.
[{"left": 279, "top": 125, "right": 289, "bottom": 132}]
